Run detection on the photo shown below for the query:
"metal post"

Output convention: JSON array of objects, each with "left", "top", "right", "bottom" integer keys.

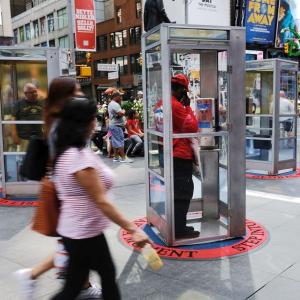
[{"left": 67, "top": 0, "right": 75, "bottom": 49}]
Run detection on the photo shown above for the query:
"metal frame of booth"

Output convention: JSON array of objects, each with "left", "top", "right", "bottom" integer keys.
[
  {"left": 246, "top": 59, "right": 298, "bottom": 175},
  {"left": 0, "top": 47, "right": 61, "bottom": 198},
  {"left": 142, "top": 24, "right": 246, "bottom": 246}
]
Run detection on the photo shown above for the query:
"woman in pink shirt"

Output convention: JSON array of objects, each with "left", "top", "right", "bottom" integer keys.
[{"left": 51, "top": 98, "right": 150, "bottom": 300}]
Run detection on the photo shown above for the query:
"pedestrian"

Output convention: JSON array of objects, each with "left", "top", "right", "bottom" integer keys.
[
  {"left": 51, "top": 98, "right": 150, "bottom": 300},
  {"left": 108, "top": 90, "right": 133, "bottom": 163},
  {"left": 126, "top": 109, "right": 144, "bottom": 157},
  {"left": 15, "top": 77, "right": 102, "bottom": 300}
]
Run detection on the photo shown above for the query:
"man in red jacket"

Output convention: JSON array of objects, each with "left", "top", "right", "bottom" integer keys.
[{"left": 171, "top": 74, "right": 199, "bottom": 238}]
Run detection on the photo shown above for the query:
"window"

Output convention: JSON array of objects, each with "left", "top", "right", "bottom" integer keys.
[
  {"left": 40, "top": 17, "right": 46, "bottom": 35},
  {"left": 13, "top": 29, "right": 18, "bottom": 44},
  {"left": 96, "top": 35, "right": 108, "bottom": 52},
  {"left": 49, "top": 39, "right": 55, "bottom": 47},
  {"left": 33, "top": 20, "right": 39, "bottom": 38},
  {"left": 19, "top": 27, "right": 24, "bottom": 42},
  {"left": 110, "top": 30, "right": 127, "bottom": 49},
  {"left": 57, "top": 7, "right": 68, "bottom": 29},
  {"left": 59, "top": 35, "right": 69, "bottom": 48},
  {"left": 129, "top": 27, "right": 141, "bottom": 44},
  {"left": 136, "top": 0, "right": 142, "bottom": 18},
  {"left": 41, "top": 41, "right": 47, "bottom": 47},
  {"left": 130, "top": 53, "right": 142, "bottom": 74},
  {"left": 94, "top": 59, "right": 108, "bottom": 78},
  {"left": 112, "top": 56, "right": 128, "bottom": 75},
  {"left": 25, "top": 24, "right": 31, "bottom": 40},
  {"left": 116, "top": 7, "right": 122, "bottom": 23},
  {"left": 47, "top": 13, "right": 55, "bottom": 33}
]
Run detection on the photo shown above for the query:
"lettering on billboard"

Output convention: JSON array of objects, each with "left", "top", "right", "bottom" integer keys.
[
  {"left": 74, "top": 0, "right": 96, "bottom": 51},
  {"left": 275, "top": 0, "right": 300, "bottom": 55},
  {"left": 244, "top": 0, "right": 278, "bottom": 44}
]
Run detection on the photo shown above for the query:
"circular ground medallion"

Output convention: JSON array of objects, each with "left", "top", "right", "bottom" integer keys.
[
  {"left": 246, "top": 168, "right": 300, "bottom": 180},
  {"left": 120, "top": 217, "right": 268, "bottom": 260},
  {"left": 0, "top": 191, "right": 37, "bottom": 207}
]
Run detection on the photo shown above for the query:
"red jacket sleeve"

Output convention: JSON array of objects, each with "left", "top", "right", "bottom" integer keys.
[{"left": 172, "top": 100, "right": 198, "bottom": 133}]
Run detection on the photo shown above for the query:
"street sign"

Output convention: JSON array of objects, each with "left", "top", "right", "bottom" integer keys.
[
  {"left": 97, "top": 63, "right": 118, "bottom": 72},
  {"left": 108, "top": 71, "right": 119, "bottom": 80}
]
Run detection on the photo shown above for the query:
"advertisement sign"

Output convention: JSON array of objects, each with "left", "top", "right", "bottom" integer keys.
[
  {"left": 275, "top": 0, "right": 300, "bottom": 48},
  {"left": 244, "top": 0, "right": 278, "bottom": 44},
  {"left": 74, "top": 0, "right": 96, "bottom": 51},
  {"left": 188, "top": 0, "right": 230, "bottom": 26},
  {"left": 195, "top": 98, "right": 215, "bottom": 130}
]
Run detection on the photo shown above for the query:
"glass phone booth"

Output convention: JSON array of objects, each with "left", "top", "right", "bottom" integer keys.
[
  {"left": 0, "top": 48, "right": 60, "bottom": 198},
  {"left": 246, "top": 59, "right": 298, "bottom": 175},
  {"left": 142, "top": 24, "right": 246, "bottom": 246}
]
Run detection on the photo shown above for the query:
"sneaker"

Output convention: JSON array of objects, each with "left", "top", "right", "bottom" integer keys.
[
  {"left": 14, "top": 268, "right": 36, "bottom": 300},
  {"left": 94, "top": 150, "right": 103, "bottom": 155},
  {"left": 113, "top": 157, "right": 120, "bottom": 162},
  {"left": 175, "top": 230, "right": 200, "bottom": 239},
  {"left": 119, "top": 157, "right": 133, "bottom": 163},
  {"left": 77, "top": 284, "right": 103, "bottom": 299}
]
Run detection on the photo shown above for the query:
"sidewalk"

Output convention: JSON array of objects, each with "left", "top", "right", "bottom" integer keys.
[{"left": 1, "top": 156, "right": 300, "bottom": 299}]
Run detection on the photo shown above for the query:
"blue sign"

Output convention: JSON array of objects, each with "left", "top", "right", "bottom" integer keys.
[{"left": 244, "top": 0, "right": 278, "bottom": 44}]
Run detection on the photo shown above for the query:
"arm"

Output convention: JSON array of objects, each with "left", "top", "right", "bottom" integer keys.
[
  {"left": 127, "top": 121, "right": 141, "bottom": 136},
  {"left": 74, "top": 168, "right": 150, "bottom": 247}
]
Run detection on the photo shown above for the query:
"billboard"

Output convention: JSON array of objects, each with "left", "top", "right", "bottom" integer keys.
[
  {"left": 74, "top": 0, "right": 96, "bottom": 51},
  {"left": 275, "top": 0, "right": 300, "bottom": 48},
  {"left": 244, "top": 0, "right": 278, "bottom": 44}
]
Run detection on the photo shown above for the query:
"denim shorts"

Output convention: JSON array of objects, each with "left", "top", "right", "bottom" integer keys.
[{"left": 109, "top": 125, "right": 124, "bottom": 148}]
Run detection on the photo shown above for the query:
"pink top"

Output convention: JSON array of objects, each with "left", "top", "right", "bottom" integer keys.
[{"left": 54, "top": 147, "right": 114, "bottom": 239}]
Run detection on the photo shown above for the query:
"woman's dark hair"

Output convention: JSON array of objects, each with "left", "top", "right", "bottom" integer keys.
[
  {"left": 281, "top": 1, "right": 289, "bottom": 11},
  {"left": 44, "top": 77, "right": 78, "bottom": 134},
  {"left": 55, "top": 98, "right": 97, "bottom": 159},
  {"left": 127, "top": 109, "right": 136, "bottom": 120}
]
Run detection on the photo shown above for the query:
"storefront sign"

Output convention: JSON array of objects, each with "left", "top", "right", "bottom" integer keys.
[
  {"left": 244, "top": 0, "right": 278, "bottom": 44},
  {"left": 97, "top": 64, "right": 118, "bottom": 72},
  {"left": 108, "top": 71, "right": 119, "bottom": 80},
  {"left": 276, "top": 0, "right": 300, "bottom": 48},
  {"left": 74, "top": 0, "right": 96, "bottom": 51}
]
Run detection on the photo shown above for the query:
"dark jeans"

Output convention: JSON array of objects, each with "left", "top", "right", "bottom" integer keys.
[
  {"left": 51, "top": 234, "right": 121, "bottom": 300},
  {"left": 174, "top": 158, "right": 194, "bottom": 234},
  {"left": 92, "top": 131, "right": 107, "bottom": 151}
]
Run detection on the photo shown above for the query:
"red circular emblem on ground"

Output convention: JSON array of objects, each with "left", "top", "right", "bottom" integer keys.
[
  {"left": 119, "top": 218, "right": 268, "bottom": 260},
  {"left": 246, "top": 168, "right": 300, "bottom": 180}
]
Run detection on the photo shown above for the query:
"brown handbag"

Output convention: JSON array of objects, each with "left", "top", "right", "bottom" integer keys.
[{"left": 31, "top": 176, "right": 60, "bottom": 237}]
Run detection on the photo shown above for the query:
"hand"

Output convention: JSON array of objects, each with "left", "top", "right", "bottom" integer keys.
[
  {"left": 131, "top": 228, "right": 151, "bottom": 248},
  {"left": 182, "top": 96, "right": 190, "bottom": 107}
]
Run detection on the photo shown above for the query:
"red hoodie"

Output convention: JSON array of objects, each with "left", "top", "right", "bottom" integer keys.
[{"left": 154, "top": 96, "right": 198, "bottom": 160}]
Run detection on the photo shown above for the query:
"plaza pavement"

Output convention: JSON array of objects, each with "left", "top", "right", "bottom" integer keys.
[{"left": 1, "top": 153, "right": 300, "bottom": 299}]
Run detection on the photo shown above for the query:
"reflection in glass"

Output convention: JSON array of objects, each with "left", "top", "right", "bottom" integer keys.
[
  {"left": 279, "top": 117, "right": 295, "bottom": 138},
  {"left": 3, "top": 124, "right": 43, "bottom": 152},
  {"left": 245, "top": 71, "right": 273, "bottom": 115},
  {"left": 146, "top": 47, "right": 162, "bottom": 131},
  {"left": 149, "top": 173, "right": 166, "bottom": 219},
  {"left": 246, "top": 116, "right": 272, "bottom": 136},
  {"left": 279, "top": 139, "right": 295, "bottom": 161},
  {"left": 246, "top": 138, "right": 272, "bottom": 162},
  {"left": 280, "top": 70, "right": 297, "bottom": 105},
  {"left": 218, "top": 51, "right": 228, "bottom": 127},
  {"left": 148, "top": 134, "right": 163, "bottom": 176},
  {"left": 0, "top": 64, "right": 14, "bottom": 119},
  {"left": 4, "top": 155, "right": 27, "bottom": 182}
]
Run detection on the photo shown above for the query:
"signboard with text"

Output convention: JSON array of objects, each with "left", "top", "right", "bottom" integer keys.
[
  {"left": 244, "top": 0, "right": 278, "bottom": 45},
  {"left": 108, "top": 71, "right": 119, "bottom": 80},
  {"left": 97, "top": 64, "right": 118, "bottom": 72},
  {"left": 74, "top": 0, "right": 96, "bottom": 51}
]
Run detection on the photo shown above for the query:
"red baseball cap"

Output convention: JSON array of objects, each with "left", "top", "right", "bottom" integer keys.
[{"left": 171, "top": 74, "right": 189, "bottom": 91}]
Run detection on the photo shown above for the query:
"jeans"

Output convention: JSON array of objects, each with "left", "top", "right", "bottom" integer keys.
[
  {"left": 51, "top": 234, "right": 121, "bottom": 300},
  {"left": 126, "top": 135, "right": 143, "bottom": 155}
]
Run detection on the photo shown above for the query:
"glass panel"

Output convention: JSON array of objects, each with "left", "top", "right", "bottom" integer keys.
[
  {"left": 146, "top": 46, "right": 162, "bottom": 131},
  {"left": 246, "top": 138, "right": 272, "bottom": 162},
  {"left": 218, "top": 51, "right": 228, "bottom": 127},
  {"left": 279, "top": 117, "right": 295, "bottom": 138},
  {"left": 16, "top": 63, "right": 48, "bottom": 103},
  {"left": 0, "top": 64, "right": 14, "bottom": 120},
  {"left": 219, "top": 136, "right": 228, "bottom": 205},
  {"left": 170, "top": 28, "right": 228, "bottom": 40},
  {"left": 0, "top": 49, "right": 47, "bottom": 58},
  {"left": 246, "top": 60, "right": 274, "bottom": 71},
  {"left": 3, "top": 124, "right": 43, "bottom": 152},
  {"left": 149, "top": 173, "right": 166, "bottom": 219},
  {"left": 245, "top": 71, "right": 273, "bottom": 114},
  {"left": 279, "top": 139, "right": 295, "bottom": 161},
  {"left": 246, "top": 116, "right": 273, "bottom": 136},
  {"left": 148, "top": 133, "right": 163, "bottom": 177},
  {"left": 4, "top": 155, "right": 27, "bottom": 182},
  {"left": 145, "top": 30, "right": 160, "bottom": 46},
  {"left": 280, "top": 70, "right": 297, "bottom": 114}
]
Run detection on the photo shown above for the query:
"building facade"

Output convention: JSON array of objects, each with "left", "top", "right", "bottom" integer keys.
[
  {"left": 0, "top": 1, "right": 13, "bottom": 45},
  {"left": 92, "top": 0, "right": 142, "bottom": 101}
]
